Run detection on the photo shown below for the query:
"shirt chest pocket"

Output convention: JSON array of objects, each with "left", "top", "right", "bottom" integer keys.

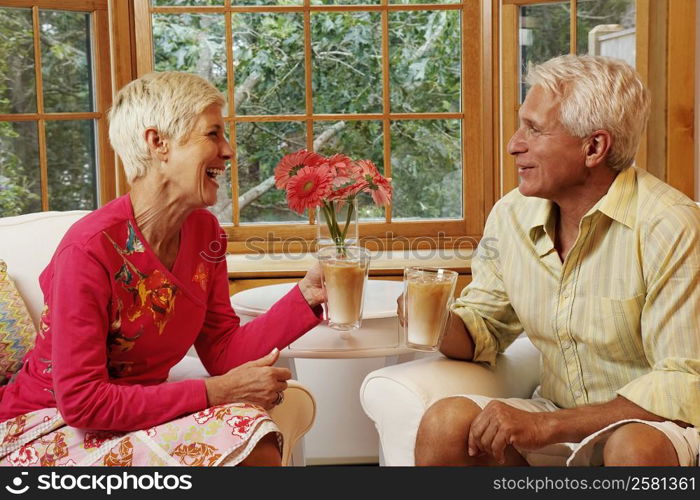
[{"left": 582, "top": 294, "right": 646, "bottom": 362}]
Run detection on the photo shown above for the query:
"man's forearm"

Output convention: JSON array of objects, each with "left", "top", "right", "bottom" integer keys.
[
  {"left": 439, "top": 311, "right": 475, "bottom": 360},
  {"left": 548, "top": 395, "right": 688, "bottom": 444}
]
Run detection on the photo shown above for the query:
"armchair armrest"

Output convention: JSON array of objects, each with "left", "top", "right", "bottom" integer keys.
[{"left": 360, "top": 336, "right": 541, "bottom": 465}]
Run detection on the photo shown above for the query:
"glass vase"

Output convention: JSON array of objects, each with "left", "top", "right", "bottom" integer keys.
[{"left": 315, "top": 198, "right": 359, "bottom": 250}]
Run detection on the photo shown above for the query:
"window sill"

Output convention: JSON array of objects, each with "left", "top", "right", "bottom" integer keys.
[{"left": 226, "top": 248, "right": 473, "bottom": 279}]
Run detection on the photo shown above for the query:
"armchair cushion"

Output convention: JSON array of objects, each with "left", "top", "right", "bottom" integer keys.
[
  {"left": 0, "top": 260, "right": 37, "bottom": 384},
  {"left": 360, "top": 336, "right": 541, "bottom": 465}
]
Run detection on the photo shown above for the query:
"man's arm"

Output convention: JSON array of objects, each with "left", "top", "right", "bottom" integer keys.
[
  {"left": 438, "top": 311, "right": 475, "bottom": 360},
  {"left": 468, "top": 395, "right": 689, "bottom": 464}
]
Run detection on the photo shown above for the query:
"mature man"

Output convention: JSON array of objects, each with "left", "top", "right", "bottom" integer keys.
[{"left": 413, "top": 55, "right": 700, "bottom": 466}]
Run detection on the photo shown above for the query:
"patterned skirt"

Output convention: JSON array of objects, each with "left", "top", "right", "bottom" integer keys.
[{"left": 0, "top": 403, "right": 280, "bottom": 466}]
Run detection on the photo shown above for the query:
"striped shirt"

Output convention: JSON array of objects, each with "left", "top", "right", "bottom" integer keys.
[{"left": 453, "top": 167, "right": 700, "bottom": 428}]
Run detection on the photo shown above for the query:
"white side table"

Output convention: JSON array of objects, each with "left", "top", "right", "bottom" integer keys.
[{"left": 231, "top": 280, "right": 415, "bottom": 465}]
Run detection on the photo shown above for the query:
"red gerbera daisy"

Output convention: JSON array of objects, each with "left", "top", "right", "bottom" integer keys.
[
  {"left": 286, "top": 165, "right": 334, "bottom": 214},
  {"left": 355, "top": 159, "right": 392, "bottom": 206},
  {"left": 274, "top": 150, "right": 325, "bottom": 189},
  {"left": 368, "top": 174, "right": 392, "bottom": 206}
]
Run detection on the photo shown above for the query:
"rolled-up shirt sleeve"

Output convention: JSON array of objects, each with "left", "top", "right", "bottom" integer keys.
[
  {"left": 451, "top": 208, "right": 523, "bottom": 367},
  {"left": 617, "top": 204, "right": 700, "bottom": 427}
]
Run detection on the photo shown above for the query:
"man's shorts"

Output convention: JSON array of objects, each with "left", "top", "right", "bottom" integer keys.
[{"left": 461, "top": 391, "right": 700, "bottom": 466}]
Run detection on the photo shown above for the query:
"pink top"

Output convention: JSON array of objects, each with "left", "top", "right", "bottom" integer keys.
[{"left": 0, "top": 195, "right": 321, "bottom": 430}]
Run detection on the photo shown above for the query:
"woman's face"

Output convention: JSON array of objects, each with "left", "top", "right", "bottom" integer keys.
[{"left": 163, "top": 103, "right": 233, "bottom": 208}]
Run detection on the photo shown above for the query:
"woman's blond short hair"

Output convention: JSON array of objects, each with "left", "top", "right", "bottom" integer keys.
[
  {"left": 108, "top": 72, "right": 226, "bottom": 183},
  {"left": 526, "top": 55, "right": 650, "bottom": 172}
]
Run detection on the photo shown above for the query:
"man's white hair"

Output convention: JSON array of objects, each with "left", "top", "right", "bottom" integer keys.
[
  {"left": 108, "top": 72, "right": 226, "bottom": 184},
  {"left": 526, "top": 54, "right": 650, "bottom": 172}
]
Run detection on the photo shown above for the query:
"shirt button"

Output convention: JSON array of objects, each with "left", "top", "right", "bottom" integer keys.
[
  {"left": 562, "top": 292, "right": 570, "bottom": 299},
  {"left": 562, "top": 340, "right": 571, "bottom": 349},
  {"left": 574, "top": 391, "right": 583, "bottom": 399}
]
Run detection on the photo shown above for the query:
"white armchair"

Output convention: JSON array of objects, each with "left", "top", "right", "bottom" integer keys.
[
  {"left": 360, "top": 335, "right": 541, "bottom": 465},
  {"left": 0, "top": 210, "right": 315, "bottom": 466}
]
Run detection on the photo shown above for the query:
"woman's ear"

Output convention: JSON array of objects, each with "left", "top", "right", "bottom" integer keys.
[
  {"left": 584, "top": 130, "right": 612, "bottom": 168},
  {"left": 145, "top": 128, "right": 168, "bottom": 162}
]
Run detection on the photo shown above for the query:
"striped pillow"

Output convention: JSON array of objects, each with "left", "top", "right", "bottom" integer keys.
[{"left": 0, "top": 260, "right": 37, "bottom": 384}]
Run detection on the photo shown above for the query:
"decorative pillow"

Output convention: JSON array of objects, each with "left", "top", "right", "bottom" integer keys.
[{"left": 0, "top": 260, "right": 37, "bottom": 384}]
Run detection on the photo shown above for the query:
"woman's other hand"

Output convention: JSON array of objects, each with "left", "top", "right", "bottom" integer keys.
[
  {"left": 204, "top": 348, "right": 291, "bottom": 410},
  {"left": 298, "top": 261, "right": 325, "bottom": 308}
]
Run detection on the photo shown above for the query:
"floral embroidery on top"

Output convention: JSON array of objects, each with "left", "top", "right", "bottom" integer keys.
[
  {"left": 127, "top": 269, "right": 177, "bottom": 335},
  {"left": 38, "top": 304, "right": 50, "bottom": 339},
  {"left": 106, "top": 298, "right": 141, "bottom": 378},
  {"left": 122, "top": 221, "right": 145, "bottom": 255},
  {"left": 104, "top": 228, "right": 179, "bottom": 336},
  {"left": 192, "top": 262, "right": 208, "bottom": 292}
]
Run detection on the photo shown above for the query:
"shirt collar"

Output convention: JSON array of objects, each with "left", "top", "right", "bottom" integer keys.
[
  {"left": 526, "top": 167, "right": 637, "bottom": 254},
  {"left": 528, "top": 198, "right": 556, "bottom": 257},
  {"left": 597, "top": 166, "right": 637, "bottom": 229}
]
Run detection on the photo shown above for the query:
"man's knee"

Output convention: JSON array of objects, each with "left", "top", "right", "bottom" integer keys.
[
  {"left": 415, "top": 396, "right": 481, "bottom": 465},
  {"left": 603, "top": 423, "right": 679, "bottom": 466},
  {"left": 419, "top": 396, "right": 481, "bottom": 437}
]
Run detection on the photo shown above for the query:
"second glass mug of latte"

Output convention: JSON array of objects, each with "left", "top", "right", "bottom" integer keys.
[{"left": 402, "top": 266, "right": 458, "bottom": 351}]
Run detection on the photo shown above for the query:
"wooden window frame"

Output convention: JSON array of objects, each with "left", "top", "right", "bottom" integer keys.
[
  {"left": 0, "top": 0, "right": 116, "bottom": 209},
  {"left": 499, "top": 0, "right": 695, "bottom": 199},
  {"left": 132, "top": 0, "right": 494, "bottom": 254}
]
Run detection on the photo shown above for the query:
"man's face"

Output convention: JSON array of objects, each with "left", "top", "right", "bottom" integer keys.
[{"left": 507, "top": 85, "right": 588, "bottom": 202}]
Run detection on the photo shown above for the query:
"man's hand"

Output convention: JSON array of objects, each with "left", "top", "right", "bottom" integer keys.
[
  {"left": 204, "top": 348, "right": 291, "bottom": 410},
  {"left": 298, "top": 261, "right": 325, "bottom": 308},
  {"left": 396, "top": 292, "right": 406, "bottom": 326},
  {"left": 468, "top": 401, "right": 557, "bottom": 464}
]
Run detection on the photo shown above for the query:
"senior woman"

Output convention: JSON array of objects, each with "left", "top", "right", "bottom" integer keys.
[{"left": 0, "top": 72, "right": 325, "bottom": 466}]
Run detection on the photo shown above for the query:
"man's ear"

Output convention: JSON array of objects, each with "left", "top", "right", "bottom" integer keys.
[
  {"left": 145, "top": 128, "right": 168, "bottom": 161},
  {"left": 584, "top": 130, "right": 612, "bottom": 168}
]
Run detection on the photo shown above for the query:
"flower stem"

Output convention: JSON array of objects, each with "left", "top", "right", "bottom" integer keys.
[{"left": 340, "top": 198, "right": 355, "bottom": 242}]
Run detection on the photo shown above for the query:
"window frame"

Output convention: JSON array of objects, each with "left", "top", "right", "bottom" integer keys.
[
  {"left": 132, "top": 0, "right": 494, "bottom": 253},
  {"left": 498, "top": 0, "right": 696, "bottom": 199},
  {"left": 0, "top": 0, "right": 116, "bottom": 211}
]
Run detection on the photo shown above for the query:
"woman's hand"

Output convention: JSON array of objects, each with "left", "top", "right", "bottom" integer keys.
[
  {"left": 204, "top": 348, "right": 291, "bottom": 410},
  {"left": 298, "top": 261, "right": 326, "bottom": 308}
]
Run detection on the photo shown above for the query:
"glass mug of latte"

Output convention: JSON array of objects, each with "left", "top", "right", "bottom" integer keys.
[{"left": 402, "top": 267, "right": 458, "bottom": 351}]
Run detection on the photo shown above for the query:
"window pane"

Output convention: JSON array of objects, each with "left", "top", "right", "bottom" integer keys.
[
  {"left": 390, "top": 10, "right": 460, "bottom": 113},
  {"left": 237, "top": 121, "right": 307, "bottom": 223},
  {"left": 40, "top": 10, "right": 93, "bottom": 113},
  {"left": 153, "top": 0, "right": 224, "bottom": 5},
  {"left": 45, "top": 120, "right": 97, "bottom": 211},
  {"left": 577, "top": 0, "right": 636, "bottom": 67},
  {"left": 519, "top": 2, "right": 570, "bottom": 102},
  {"left": 391, "top": 119, "right": 461, "bottom": 219},
  {"left": 153, "top": 14, "right": 227, "bottom": 94},
  {"left": 312, "top": 12, "right": 382, "bottom": 114},
  {"left": 313, "top": 120, "right": 384, "bottom": 220},
  {"left": 233, "top": 13, "right": 304, "bottom": 115},
  {"left": 208, "top": 123, "right": 233, "bottom": 222},
  {"left": 0, "top": 121, "right": 41, "bottom": 216},
  {"left": 0, "top": 8, "right": 37, "bottom": 114}
]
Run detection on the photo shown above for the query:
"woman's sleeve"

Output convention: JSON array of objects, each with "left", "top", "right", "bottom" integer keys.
[
  {"left": 50, "top": 245, "right": 209, "bottom": 431},
  {"left": 194, "top": 258, "right": 322, "bottom": 376}
]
